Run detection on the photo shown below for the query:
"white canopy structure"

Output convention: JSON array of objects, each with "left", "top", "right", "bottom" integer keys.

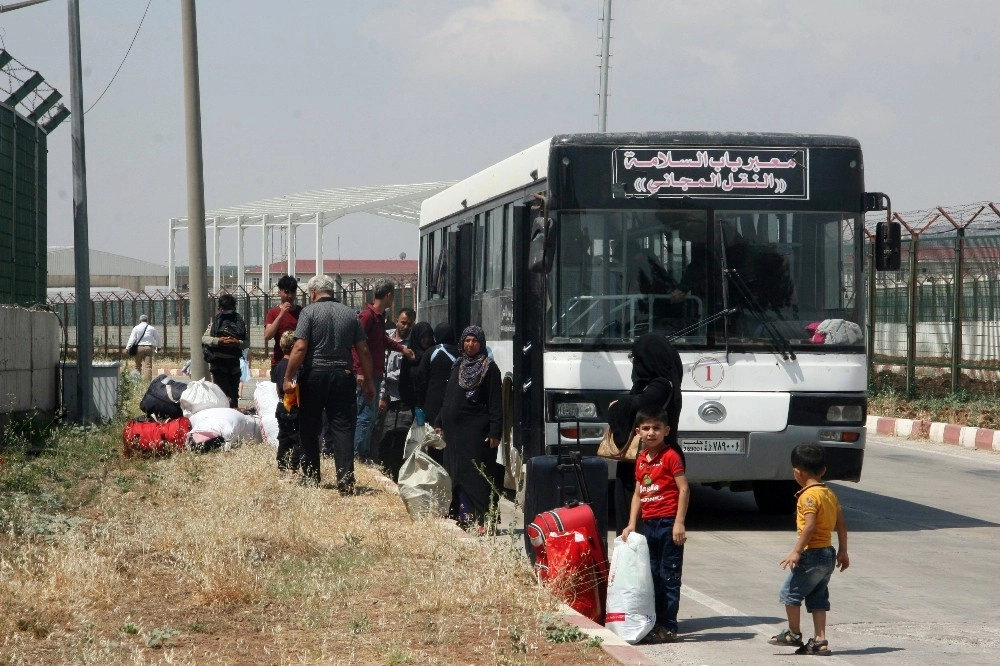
[{"left": 168, "top": 182, "right": 454, "bottom": 291}]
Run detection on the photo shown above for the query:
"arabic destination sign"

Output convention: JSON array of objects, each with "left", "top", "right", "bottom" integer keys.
[{"left": 613, "top": 147, "right": 808, "bottom": 199}]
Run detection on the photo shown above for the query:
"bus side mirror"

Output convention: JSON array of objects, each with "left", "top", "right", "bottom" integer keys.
[
  {"left": 528, "top": 215, "right": 555, "bottom": 274},
  {"left": 874, "top": 221, "right": 901, "bottom": 271}
]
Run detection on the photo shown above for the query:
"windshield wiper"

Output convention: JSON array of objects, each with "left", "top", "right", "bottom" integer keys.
[
  {"left": 725, "top": 267, "right": 796, "bottom": 361},
  {"left": 665, "top": 307, "right": 736, "bottom": 342}
]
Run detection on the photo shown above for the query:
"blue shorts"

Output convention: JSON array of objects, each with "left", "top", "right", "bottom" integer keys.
[{"left": 779, "top": 546, "right": 835, "bottom": 612}]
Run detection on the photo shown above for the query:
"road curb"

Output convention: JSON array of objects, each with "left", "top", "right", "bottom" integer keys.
[{"left": 867, "top": 415, "right": 1000, "bottom": 451}]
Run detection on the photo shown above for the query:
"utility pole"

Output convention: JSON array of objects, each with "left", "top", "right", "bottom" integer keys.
[
  {"left": 597, "top": 0, "right": 612, "bottom": 132},
  {"left": 67, "top": 0, "right": 92, "bottom": 423},
  {"left": 181, "top": 0, "right": 208, "bottom": 380}
]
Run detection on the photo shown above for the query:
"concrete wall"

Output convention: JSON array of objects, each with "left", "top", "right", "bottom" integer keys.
[{"left": 0, "top": 306, "right": 59, "bottom": 416}]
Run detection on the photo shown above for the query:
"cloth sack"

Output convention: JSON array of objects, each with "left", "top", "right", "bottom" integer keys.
[
  {"left": 179, "top": 379, "right": 230, "bottom": 417},
  {"left": 188, "top": 407, "right": 262, "bottom": 445},
  {"left": 397, "top": 447, "right": 452, "bottom": 520},
  {"left": 253, "top": 380, "right": 280, "bottom": 448},
  {"left": 402, "top": 422, "right": 445, "bottom": 461},
  {"left": 596, "top": 429, "right": 640, "bottom": 461},
  {"left": 604, "top": 533, "right": 656, "bottom": 644}
]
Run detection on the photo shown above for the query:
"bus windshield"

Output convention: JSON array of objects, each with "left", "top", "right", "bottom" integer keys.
[{"left": 548, "top": 209, "right": 864, "bottom": 349}]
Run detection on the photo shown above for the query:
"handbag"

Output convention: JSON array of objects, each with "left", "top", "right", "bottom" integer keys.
[{"left": 597, "top": 428, "right": 641, "bottom": 461}]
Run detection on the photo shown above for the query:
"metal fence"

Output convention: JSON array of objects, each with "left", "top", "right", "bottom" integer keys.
[
  {"left": 866, "top": 201, "right": 1000, "bottom": 393},
  {"left": 47, "top": 279, "right": 417, "bottom": 361}
]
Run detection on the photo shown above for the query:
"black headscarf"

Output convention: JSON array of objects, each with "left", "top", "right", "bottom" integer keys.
[
  {"left": 408, "top": 322, "right": 435, "bottom": 358},
  {"left": 434, "top": 322, "right": 456, "bottom": 346},
  {"left": 400, "top": 322, "right": 434, "bottom": 406},
  {"left": 612, "top": 333, "right": 684, "bottom": 450}
]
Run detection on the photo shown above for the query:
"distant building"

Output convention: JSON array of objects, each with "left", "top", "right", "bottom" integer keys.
[
  {"left": 246, "top": 259, "right": 417, "bottom": 290},
  {"left": 47, "top": 247, "right": 169, "bottom": 292}
]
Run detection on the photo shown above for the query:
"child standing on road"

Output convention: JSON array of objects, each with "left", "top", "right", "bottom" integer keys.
[
  {"left": 621, "top": 408, "right": 690, "bottom": 644},
  {"left": 770, "top": 444, "right": 850, "bottom": 656}
]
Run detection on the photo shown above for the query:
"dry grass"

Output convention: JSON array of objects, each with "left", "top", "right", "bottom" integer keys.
[{"left": 0, "top": 418, "right": 612, "bottom": 665}]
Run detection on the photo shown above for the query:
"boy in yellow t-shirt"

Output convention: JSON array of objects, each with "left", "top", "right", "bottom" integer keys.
[{"left": 769, "top": 444, "right": 850, "bottom": 656}]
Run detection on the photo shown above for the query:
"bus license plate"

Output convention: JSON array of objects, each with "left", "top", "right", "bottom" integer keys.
[{"left": 681, "top": 438, "right": 745, "bottom": 454}]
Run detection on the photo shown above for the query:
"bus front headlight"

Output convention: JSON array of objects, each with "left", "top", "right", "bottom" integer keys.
[{"left": 826, "top": 405, "right": 864, "bottom": 423}]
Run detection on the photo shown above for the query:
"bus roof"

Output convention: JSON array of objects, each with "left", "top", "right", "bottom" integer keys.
[
  {"left": 420, "top": 137, "right": 551, "bottom": 227},
  {"left": 419, "top": 132, "right": 862, "bottom": 226},
  {"left": 552, "top": 131, "right": 861, "bottom": 148}
]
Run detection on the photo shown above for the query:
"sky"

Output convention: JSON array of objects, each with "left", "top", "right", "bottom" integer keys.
[{"left": 2, "top": 0, "right": 998, "bottom": 268}]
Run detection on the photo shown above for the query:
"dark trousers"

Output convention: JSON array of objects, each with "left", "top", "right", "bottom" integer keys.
[
  {"left": 298, "top": 368, "right": 356, "bottom": 487},
  {"left": 275, "top": 403, "right": 300, "bottom": 472},
  {"left": 210, "top": 362, "right": 241, "bottom": 408},
  {"left": 644, "top": 516, "right": 684, "bottom": 633},
  {"left": 375, "top": 403, "right": 413, "bottom": 482}
]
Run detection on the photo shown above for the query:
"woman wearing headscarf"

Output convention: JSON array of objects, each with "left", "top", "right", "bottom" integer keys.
[
  {"left": 607, "top": 333, "right": 684, "bottom": 529},
  {"left": 435, "top": 325, "right": 503, "bottom": 531},
  {"left": 415, "top": 322, "right": 459, "bottom": 464},
  {"left": 400, "top": 321, "right": 435, "bottom": 408}
]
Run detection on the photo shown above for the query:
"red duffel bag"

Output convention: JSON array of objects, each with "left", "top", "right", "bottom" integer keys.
[{"left": 122, "top": 417, "right": 192, "bottom": 457}]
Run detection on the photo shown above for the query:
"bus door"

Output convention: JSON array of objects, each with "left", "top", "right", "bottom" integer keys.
[
  {"left": 446, "top": 222, "right": 474, "bottom": 335},
  {"left": 513, "top": 202, "right": 545, "bottom": 459}
]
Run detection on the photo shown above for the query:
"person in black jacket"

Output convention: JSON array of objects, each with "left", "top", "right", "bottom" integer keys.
[
  {"left": 202, "top": 293, "right": 250, "bottom": 408},
  {"left": 415, "top": 322, "right": 459, "bottom": 427},
  {"left": 606, "top": 333, "right": 684, "bottom": 530},
  {"left": 435, "top": 325, "right": 503, "bottom": 531}
]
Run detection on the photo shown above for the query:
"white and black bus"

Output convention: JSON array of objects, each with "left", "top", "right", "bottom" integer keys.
[{"left": 418, "top": 132, "right": 898, "bottom": 515}]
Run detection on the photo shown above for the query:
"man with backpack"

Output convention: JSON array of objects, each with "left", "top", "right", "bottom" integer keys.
[{"left": 202, "top": 293, "right": 249, "bottom": 408}]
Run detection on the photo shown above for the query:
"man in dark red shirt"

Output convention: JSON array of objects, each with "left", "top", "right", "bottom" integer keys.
[
  {"left": 352, "top": 278, "right": 414, "bottom": 460},
  {"left": 263, "top": 275, "right": 303, "bottom": 368}
]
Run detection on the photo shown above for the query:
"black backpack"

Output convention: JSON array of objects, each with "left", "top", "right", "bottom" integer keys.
[{"left": 139, "top": 374, "right": 187, "bottom": 419}]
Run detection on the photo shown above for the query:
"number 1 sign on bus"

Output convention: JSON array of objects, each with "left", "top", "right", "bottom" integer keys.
[{"left": 417, "top": 132, "right": 899, "bottom": 521}]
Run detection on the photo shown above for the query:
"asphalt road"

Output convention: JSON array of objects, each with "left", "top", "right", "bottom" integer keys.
[{"left": 627, "top": 434, "right": 1000, "bottom": 665}]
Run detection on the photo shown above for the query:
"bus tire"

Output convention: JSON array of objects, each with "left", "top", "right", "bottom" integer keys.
[{"left": 752, "top": 480, "right": 798, "bottom": 515}]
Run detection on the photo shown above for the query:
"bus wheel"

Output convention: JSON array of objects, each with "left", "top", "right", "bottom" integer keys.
[{"left": 752, "top": 480, "right": 798, "bottom": 515}]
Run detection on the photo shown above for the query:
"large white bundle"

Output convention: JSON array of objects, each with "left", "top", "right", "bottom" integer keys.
[
  {"left": 188, "top": 407, "right": 262, "bottom": 445},
  {"left": 179, "top": 379, "right": 229, "bottom": 416},
  {"left": 253, "top": 380, "right": 280, "bottom": 447},
  {"left": 604, "top": 533, "right": 656, "bottom": 644},
  {"left": 397, "top": 448, "right": 451, "bottom": 520}
]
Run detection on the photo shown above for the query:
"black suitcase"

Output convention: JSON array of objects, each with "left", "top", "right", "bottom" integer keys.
[
  {"left": 139, "top": 374, "right": 187, "bottom": 419},
  {"left": 523, "top": 447, "right": 609, "bottom": 560}
]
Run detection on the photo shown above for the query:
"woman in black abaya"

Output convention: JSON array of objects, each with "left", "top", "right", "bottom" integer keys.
[
  {"left": 435, "top": 325, "right": 503, "bottom": 530},
  {"left": 606, "top": 333, "right": 684, "bottom": 530}
]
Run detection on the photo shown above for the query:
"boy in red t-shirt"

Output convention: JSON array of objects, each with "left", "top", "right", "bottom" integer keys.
[{"left": 621, "top": 408, "right": 690, "bottom": 644}]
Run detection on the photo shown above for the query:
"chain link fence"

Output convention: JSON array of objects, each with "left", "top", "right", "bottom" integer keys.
[
  {"left": 47, "top": 278, "right": 417, "bottom": 361},
  {"left": 866, "top": 201, "right": 1000, "bottom": 393}
]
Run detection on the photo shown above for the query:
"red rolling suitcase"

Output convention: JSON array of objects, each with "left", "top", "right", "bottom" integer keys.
[{"left": 527, "top": 502, "right": 609, "bottom": 620}]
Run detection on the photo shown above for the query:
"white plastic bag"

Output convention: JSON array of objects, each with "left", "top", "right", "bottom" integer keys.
[
  {"left": 402, "top": 422, "right": 445, "bottom": 461},
  {"left": 253, "top": 380, "right": 280, "bottom": 448},
  {"left": 179, "top": 379, "right": 229, "bottom": 417},
  {"left": 604, "top": 533, "right": 656, "bottom": 644},
  {"left": 397, "top": 448, "right": 452, "bottom": 520},
  {"left": 496, "top": 440, "right": 524, "bottom": 491}
]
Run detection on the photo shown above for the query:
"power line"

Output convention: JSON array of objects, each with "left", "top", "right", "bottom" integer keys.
[{"left": 85, "top": 0, "right": 152, "bottom": 115}]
